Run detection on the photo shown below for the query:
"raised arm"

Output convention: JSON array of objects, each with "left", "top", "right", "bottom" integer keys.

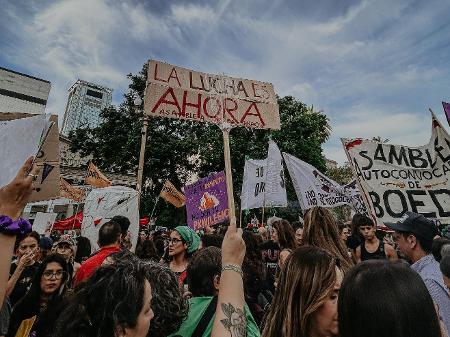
[
  {"left": 212, "top": 217, "right": 247, "bottom": 337},
  {"left": 0, "top": 157, "right": 38, "bottom": 304}
]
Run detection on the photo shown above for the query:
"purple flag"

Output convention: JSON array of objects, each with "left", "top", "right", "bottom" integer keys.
[
  {"left": 184, "top": 171, "right": 229, "bottom": 231},
  {"left": 442, "top": 101, "right": 450, "bottom": 126}
]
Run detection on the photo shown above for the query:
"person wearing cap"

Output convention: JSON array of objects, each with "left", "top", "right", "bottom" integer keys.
[
  {"left": 386, "top": 211, "right": 450, "bottom": 334},
  {"left": 54, "top": 235, "right": 80, "bottom": 285},
  {"left": 167, "top": 226, "right": 200, "bottom": 287}
]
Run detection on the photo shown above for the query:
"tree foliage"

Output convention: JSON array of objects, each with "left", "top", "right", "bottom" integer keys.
[{"left": 69, "top": 64, "right": 331, "bottom": 227}]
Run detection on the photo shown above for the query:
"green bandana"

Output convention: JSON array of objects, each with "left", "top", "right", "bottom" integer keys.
[{"left": 175, "top": 226, "right": 200, "bottom": 254}]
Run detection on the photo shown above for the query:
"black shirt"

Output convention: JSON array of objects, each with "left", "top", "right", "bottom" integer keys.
[{"left": 9, "top": 263, "right": 40, "bottom": 307}]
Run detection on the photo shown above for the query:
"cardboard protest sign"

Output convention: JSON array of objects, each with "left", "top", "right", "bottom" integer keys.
[
  {"left": 85, "top": 162, "right": 112, "bottom": 188},
  {"left": 185, "top": 171, "right": 229, "bottom": 230},
  {"left": 159, "top": 180, "right": 185, "bottom": 207},
  {"left": 283, "top": 153, "right": 366, "bottom": 213},
  {"left": 144, "top": 60, "right": 280, "bottom": 130},
  {"left": 33, "top": 212, "right": 57, "bottom": 235},
  {"left": 240, "top": 141, "right": 287, "bottom": 210},
  {"left": 342, "top": 114, "right": 450, "bottom": 224},
  {"left": 0, "top": 113, "right": 60, "bottom": 202},
  {"left": 81, "top": 186, "right": 139, "bottom": 252}
]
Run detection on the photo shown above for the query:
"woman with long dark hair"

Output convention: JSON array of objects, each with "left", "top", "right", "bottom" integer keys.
[
  {"left": 339, "top": 260, "right": 443, "bottom": 337},
  {"left": 262, "top": 246, "right": 343, "bottom": 337},
  {"left": 303, "top": 206, "right": 354, "bottom": 273},
  {"left": 8, "top": 254, "right": 69, "bottom": 337},
  {"left": 271, "top": 219, "right": 296, "bottom": 268}
]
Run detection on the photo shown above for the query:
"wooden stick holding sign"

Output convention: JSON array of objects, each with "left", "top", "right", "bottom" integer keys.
[
  {"left": 221, "top": 124, "right": 236, "bottom": 224},
  {"left": 143, "top": 60, "right": 281, "bottom": 229}
]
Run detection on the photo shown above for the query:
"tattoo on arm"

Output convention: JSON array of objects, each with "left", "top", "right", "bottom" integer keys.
[{"left": 220, "top": 303, "right": 247, "bottom": 337}]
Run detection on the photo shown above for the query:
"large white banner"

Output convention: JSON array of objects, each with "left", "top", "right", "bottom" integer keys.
[
  {"left": 342, "top": 114, "right": 450, "bottom": 224},
  {"left": 283, "top": 153, "right": 366, "bottom": 212},
  {"left": 81, "top": 186, "right": 139, "bottom": 252},
  {"left": 240, "top": 141, "right": 287, "bottom": 210}
]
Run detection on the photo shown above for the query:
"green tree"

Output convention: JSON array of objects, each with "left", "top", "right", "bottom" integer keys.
[{"left": 69, "top": 64, "right": 331, "bottom": 227}]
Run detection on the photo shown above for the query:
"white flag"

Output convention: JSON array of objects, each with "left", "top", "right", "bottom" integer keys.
[
  {"left": 266, "top": 140, "right": 288, "bottom": 207},
  {"left": 283, "top": 152, "right": 365, "bottom": 211},
  {"left": 241, "top": 159, "right": 267, "bottom": 210},
  {"left": 240, "top": 141, "right": 287, "bottom": 210}
]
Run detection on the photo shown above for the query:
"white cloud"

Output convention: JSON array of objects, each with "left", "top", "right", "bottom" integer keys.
[
  {"left": 2, "top": 0, "right": 449, "bottom": 165},
  {"left": 170, "top": 4, "right": 217, "bottom": 24}
]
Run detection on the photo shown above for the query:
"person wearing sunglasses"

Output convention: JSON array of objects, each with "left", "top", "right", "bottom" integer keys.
[
  {"left": 7, "top": 254, "right": 69, "bottom": 337},
  {"left": 167, "top": 226, "right": 200, "bottom": 287}
]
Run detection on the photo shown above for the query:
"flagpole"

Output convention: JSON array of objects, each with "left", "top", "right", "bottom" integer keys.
[
  {"left": 221, "top": 125, "right": 237, "bottom": 226},
  {"left": 134, "top": 95, "right": 149, "bottom": 208},
  {"left": 71, "top": 203, "right": 79, "bottom": 231},
  {"left": 149, "top": 196, "right": 160, "bottom": 220}
]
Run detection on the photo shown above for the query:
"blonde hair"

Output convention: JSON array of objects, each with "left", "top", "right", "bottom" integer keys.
[
  {"left": 262, "top": 246, "right": 338, "bottom": 337},
  {"left": 303, "top": 206, "right": 354, "bottom": 273}
]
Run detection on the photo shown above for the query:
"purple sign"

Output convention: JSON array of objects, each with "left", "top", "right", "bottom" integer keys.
[
  {"left": 443, "top": 102, "right": 450, "bottom": 126},
  {"left": 185, "top": 171, "right": 229, "bottom": 230}
]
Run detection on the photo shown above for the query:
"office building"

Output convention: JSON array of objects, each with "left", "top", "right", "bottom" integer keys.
[
  {"left": 61, "top": 79, "right": 112, "bottom": 135},
  {"left": 0, "top": 66, "right": 51, "bottom": 114}
]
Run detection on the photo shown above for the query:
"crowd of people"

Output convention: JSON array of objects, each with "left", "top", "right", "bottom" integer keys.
[{"left": 0, "top": 158, "right": 450, "bottom": 337}]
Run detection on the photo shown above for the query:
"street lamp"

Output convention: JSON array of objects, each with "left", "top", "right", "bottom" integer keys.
[{"left": 134, "top": 95, "right": 148, "bottom": 205}]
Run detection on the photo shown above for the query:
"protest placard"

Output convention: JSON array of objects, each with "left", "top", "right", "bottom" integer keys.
[
  {"left": 342, "top": 114, "right": 450, "bottom": 224},
  {"left": 0, "top": 113, "right": 60, "bottom": 201},
  {"left": 33, "top": 212, "right": 57, "bottom": 235},
  {"left": 144, "top": 60, "right": 280, "bottom": 130},
  {"left": 185, "top": 171, "right": 229, "bottom": 230},
  {"left": 81, "top": 186, "right": 139, "bottom": 252},
  {"left": 283, "top": 153, "right": 366, "bottom": 213}
]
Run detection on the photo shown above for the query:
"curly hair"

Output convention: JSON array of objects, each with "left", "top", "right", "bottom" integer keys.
[
  {"left": 53, "top": 261, "right": 148, "bottom": 337},
  {"left": 143, "top": 261, "right": 189, "bottom": 337}
]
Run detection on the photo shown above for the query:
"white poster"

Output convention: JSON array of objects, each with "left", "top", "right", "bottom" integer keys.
[
  {"left": 33, "top": 212, "right": 57, "bottom": 235},
  {"left": 240, "top": 141, "right": 287, "bottom": 210},
  {"left": 81, "top": 186, "right": 139, "bottom": 252},
  {"left": 283, "top": 152, "right": 365, "bottom": 211},
  {"left": 342, "top": 114, "right": 450, "bottom": 224},
  {"left": 0, "top": 114, "right": 49, "bottom": 187}
]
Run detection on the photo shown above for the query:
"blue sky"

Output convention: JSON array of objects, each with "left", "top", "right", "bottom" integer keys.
[{"left": 1, "top": 0, "right": 450, "bottom": 165}]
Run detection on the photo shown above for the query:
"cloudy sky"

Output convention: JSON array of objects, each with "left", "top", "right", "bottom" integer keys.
[{"left": 1, "top": 0, "right": 449, "bottom": 165}]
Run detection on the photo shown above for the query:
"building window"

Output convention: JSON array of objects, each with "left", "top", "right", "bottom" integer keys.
[{"left": 86, "top": 89, "right": 103, "bottom": 99}]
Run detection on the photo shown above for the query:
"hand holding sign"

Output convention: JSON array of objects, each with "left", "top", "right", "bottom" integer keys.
[{"left": 0, "top": 157, "right": 40, "bottom": 220}]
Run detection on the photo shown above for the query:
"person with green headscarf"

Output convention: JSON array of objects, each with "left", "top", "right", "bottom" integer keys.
[{"left": 167, "top": 226, "right": 200, "bottom": 286}]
